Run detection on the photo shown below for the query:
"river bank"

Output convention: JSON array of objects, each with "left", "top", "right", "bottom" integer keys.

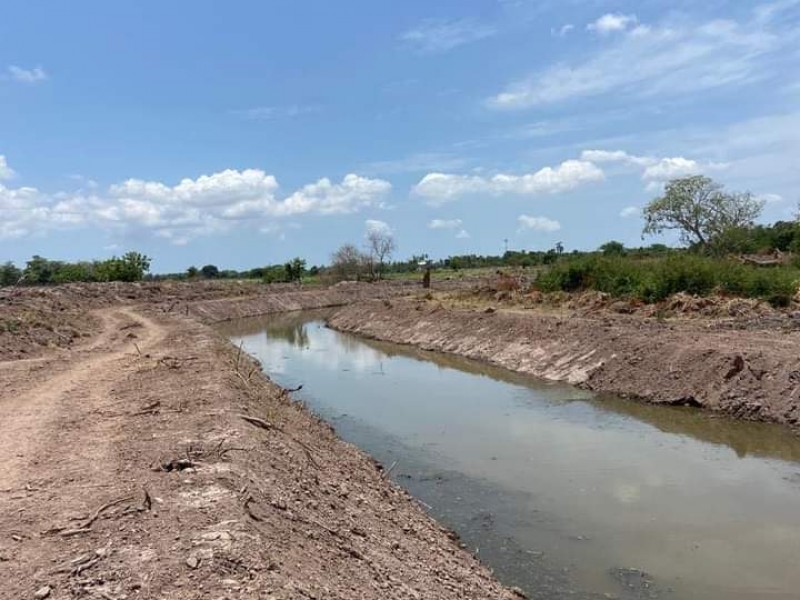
[
  {"left": 328, "top": 297, "right": 800, "bottom": 428},
  {"left": 0, "top": 282, "right": 517, "bottom": 599}
]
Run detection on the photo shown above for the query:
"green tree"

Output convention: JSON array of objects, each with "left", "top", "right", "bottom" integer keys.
[
  {"left": 200, "top": 264, "right": 220, "bottom": 279},
  {"left": 186, "top": 266, "right": 199, "bottom": 279},
  {"left": 284, "top": 257, "right": 306, "bottom": 282},
  {"left": 24, "top": 255, "right": 59, "bottom": 284},
  {"left": 643, "top": 176, "right": 764, "bottom": 251},
  {"left": 599, "top": 241, "right": 626, "bottom": 256},
  {"left": 0, "top": 261, "right": 22, "bottom": 286}
]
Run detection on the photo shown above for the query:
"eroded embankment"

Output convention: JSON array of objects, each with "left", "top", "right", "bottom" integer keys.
[
  {"left": 0, "top": 302, "right": 517, "bottom": 599},
  {"left": 189, "top": 281, "right": 418, "bottom": 323},
  {"left": 329, "top": 298, "right": 800, "bottom": 428}
]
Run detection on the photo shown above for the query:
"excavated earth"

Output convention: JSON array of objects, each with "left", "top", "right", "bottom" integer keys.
[
  {"left": 329, "top": 297, "right": 800, "bottom": 428},
  {"left": 0, "top": 282, "right": 519, "bottom": 600}
]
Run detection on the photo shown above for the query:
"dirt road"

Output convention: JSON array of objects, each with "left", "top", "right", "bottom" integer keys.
[{"left": 0, "top": 302, "right": 516, "bottom": 600}]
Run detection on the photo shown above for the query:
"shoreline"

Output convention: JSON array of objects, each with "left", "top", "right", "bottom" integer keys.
[{"left": 328, "top": 297, "right": 800, "bottom": 429}]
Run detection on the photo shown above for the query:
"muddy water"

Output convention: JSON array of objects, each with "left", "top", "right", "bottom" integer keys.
[{"left": 221, "top": 311, "right": 800, "bottom": 600}]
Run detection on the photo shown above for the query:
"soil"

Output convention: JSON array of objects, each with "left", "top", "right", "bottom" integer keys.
[
  {"left": 329, "top": 296, "right": 800, "bottom": 429},
  {"left": 0, "top": 283, "right": 518, "bottom": 600}
]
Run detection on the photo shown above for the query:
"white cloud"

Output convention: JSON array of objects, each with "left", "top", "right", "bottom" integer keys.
[
  {"left": 281, "top": 174, "right": 391, "bottom": 216},
  {"left": 0, "top": 160, "right": 391, "bottom": 243},
  {"left": 580, "top": 149, "right": 728, "bottom": 182},
  {"left": 7, "top": 65, "right": 48, "bottom": 83},
  {"left": 641, "top": 157, "right": 704, "bottom": 181},
  {"left": 365, "top": 219, "right": 392, "bottom": 235},
  {"left": 620, "top": 206, "right": 642, "bottom": 218},
  {"left": 400, "top": 18, "right": 496, "bottom": 53},
  {"left": 413, "top": 160, "right": 604, "bottom": 204},
  {"left": 0, "top": 156, "right": 15, "bottom": 180},
  {"left": 552, "top": 23, "right": 575, "bottom": 37},
  {"left": 428, "top": 218, "right": 463, "bottom": 229},
  {"left": 456, "top": 229, "right": 470, "bottom": 239},
  {"left": 580, "top": 149, "right": 653, "bottom": 167},
  {"left": 587, "top": 13, "right": 638, "bottom": 34},
  {"left": 488, "top": 9, "right": 790, "bottom": 109},
  {"left": 518, "top": 214, "right": 562, "bottom": 232}
]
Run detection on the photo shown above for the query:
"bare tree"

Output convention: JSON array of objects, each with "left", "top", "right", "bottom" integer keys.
[
  {"left": 366, "top": 230, "right": 396, "bottom": 280},
  {"left": 330, "top": 243, "right": 366, "bottom": 281}
]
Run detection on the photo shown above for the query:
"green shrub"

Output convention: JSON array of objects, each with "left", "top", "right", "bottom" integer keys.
[{"left": 535, "top": 253, "right": 800, "bottom": 307}]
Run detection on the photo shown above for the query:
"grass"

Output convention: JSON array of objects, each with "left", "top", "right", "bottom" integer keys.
[{"left": 535, "top": 254, "right": 800, "bottom": 307}]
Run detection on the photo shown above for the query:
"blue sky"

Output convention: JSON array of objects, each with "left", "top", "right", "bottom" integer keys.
[{"left": 1, "top": 0, "right": 798, "bottom": 272}]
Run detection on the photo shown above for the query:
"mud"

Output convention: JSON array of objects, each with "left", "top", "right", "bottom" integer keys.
[
  {"left": 0, "top": 289, "right": 517, "bottom": 599},
  {"left": 328, "top": 297, "right": 800, "bottom": 428}
]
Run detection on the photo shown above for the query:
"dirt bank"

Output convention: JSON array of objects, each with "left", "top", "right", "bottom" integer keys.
[
  {"left": 329, "top": 298, "right": 800, "bottom": 428},
  {"left": 0, "top": 280, "right": 418, "bottom": 360},
  {"left": 0, "top": 299, "right": 518, "bottom": 599}
]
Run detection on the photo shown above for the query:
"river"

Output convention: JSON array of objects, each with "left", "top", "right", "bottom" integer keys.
[{"left": 221, "top": 310, "right": 800, "bottom": 599}]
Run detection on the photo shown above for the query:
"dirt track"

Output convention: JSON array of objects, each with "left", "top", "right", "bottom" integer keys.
[
  {"left": 0, "top": 288, "right": 518, "bottom": 599},
  {"left": 329, "top": 297, "right": 800, "bottom": 428}
]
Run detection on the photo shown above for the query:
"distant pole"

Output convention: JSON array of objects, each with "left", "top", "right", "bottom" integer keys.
[{"left": 503, "top": 238, "right": 509, "bottom": 254}]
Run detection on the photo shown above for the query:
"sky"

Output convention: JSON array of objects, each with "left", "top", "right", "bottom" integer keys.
[{"left": 1, "top": 0, "right": 799, "bottom": 272}]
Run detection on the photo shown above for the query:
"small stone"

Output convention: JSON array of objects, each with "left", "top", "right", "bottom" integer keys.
[
  {"left": 34, "top": 587, "right": 52, "bottom": 599},
  {"left": 185, "top": 556, "right": 199, "bottom": 569}
]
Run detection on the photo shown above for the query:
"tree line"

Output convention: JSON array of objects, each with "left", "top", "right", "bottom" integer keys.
[{"left": 0, "top": 252, "right": 151, "bottom": 286}]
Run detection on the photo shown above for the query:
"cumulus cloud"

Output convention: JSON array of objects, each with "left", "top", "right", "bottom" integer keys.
[
  {"left": 400, "top": 18, "right": 496, "bottom": 54},
  {"left": 428, "top": 218, "right": 463, "bottom": 229},
  {"left": 0, "top": 160, "right": 391, "bottom": 243},
  {"left": 7, "top": 65, "right": 48, "bottom": 83},
  {"left": 580, "top": 149, "right": 728, "bottom": 182},
  {"left": 518, "top": 215, "right": 561, "bottom": 232},
  {"left": 488, "top": 8, "right": 790, "bottom": 109},
  {"left": 587, "top": 13, "right": 638, "bottom": 34},
  {"left": 0, "top": 156, "right": 15, "bottom": 180},
  {"left": 365, "top": 219, "right": 392, "bottom": 235},
  {"left": 413, "top": 160, "right": 604, "bottom": 204}
]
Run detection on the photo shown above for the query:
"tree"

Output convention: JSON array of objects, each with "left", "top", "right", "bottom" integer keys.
[
  {"left": 643, "top": 176, "right": 764, "bottom": 251},
  {"left": 284, "top": 257, "right": 306, "bottom": 282},
  {"left": 0, "top": 262, "right": 22, "bottom": 286},
  {"left": 330, "top": 243, "right": 366, "bottom": 281},
  {"left": 366, "top": 230, "right": 396, "bottom": 280},
  {"left": 186, "top": 266, "right": 199, "bottom": 279},
  {"left": 599, "top": 241, "right": 626, "bottom": 256},
  {"left": 200, "top": 264, "right": 220, "bottom": 279}
]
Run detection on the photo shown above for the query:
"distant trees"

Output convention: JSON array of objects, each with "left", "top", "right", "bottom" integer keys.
[
  {"left": 0, "top": 261, "right": 22, "bottom": 286},
  {"left": 0, "top": 252, "right": 152, "bottom": 287},
  {"left": 643, "top": 176, "right": 764, "bottom": 251},
  {"left": 200, "top": 264, "right": 220, "bottom": 279},
  {"left": 599, "top": 241, "right": 626, "bottom": 256}
]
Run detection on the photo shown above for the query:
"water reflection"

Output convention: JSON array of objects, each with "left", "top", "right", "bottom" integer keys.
[{"left": 219, "top": 311, "right": 800, "bottom": 600}]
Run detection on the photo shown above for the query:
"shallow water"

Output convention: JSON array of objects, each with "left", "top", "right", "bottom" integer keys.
[{"left": 221, "top": 310, "right": 800, "bottom": 600}]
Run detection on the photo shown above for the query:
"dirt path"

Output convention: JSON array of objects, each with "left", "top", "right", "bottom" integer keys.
[
  {"left": 0, "top": 305, "right": 515, "bottom": 600},
  {"left": 0, "top": 308, "right": 164, "bottom": 492}
]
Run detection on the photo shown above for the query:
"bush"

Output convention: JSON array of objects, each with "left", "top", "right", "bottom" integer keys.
[{"left": 536, "top": 254, "right": 800, "bottom": 307}]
